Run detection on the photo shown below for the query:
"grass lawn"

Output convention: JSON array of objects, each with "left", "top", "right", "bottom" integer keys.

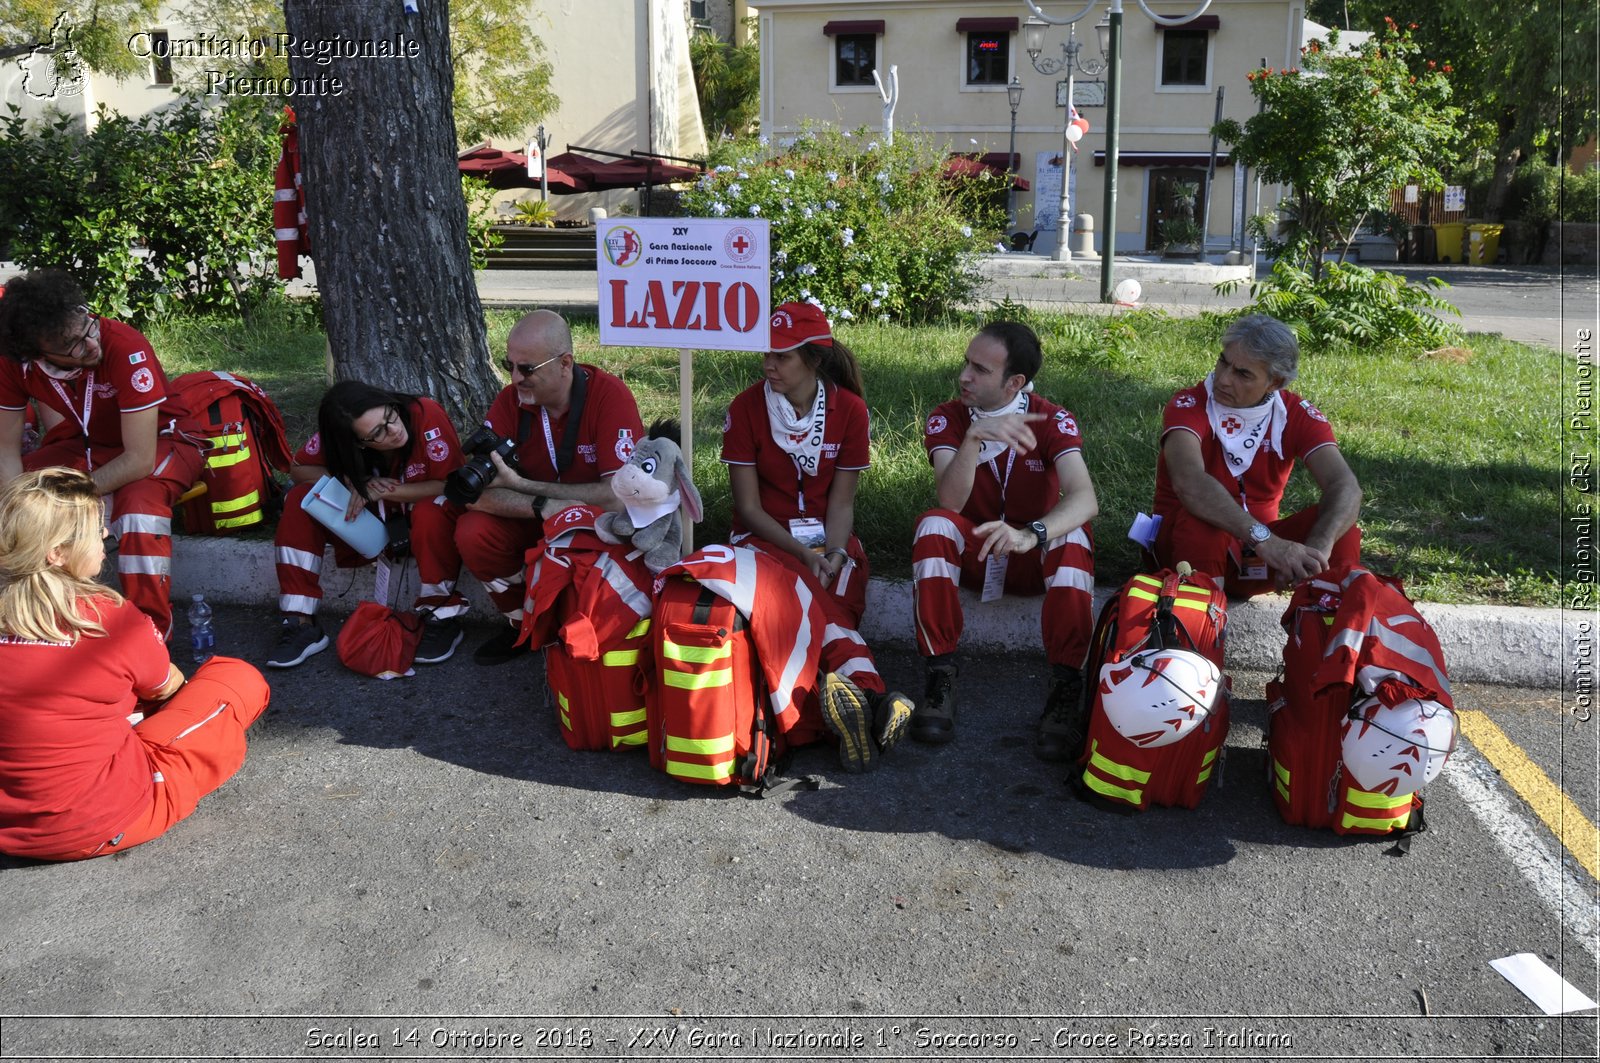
[{"left": 146, "top": 301, "right": 1568, "bottom": 607}]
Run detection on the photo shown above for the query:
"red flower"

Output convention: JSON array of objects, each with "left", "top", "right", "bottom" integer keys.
[
  {"left": 1409, "top": 22, "right": 1419, "bottom": 29},
  {"left": 1427, "top": 60, "right": 1437, "bottom": 68},
  {"left": 1442, "top": 63, "right": 1453, "bottom": 72}
]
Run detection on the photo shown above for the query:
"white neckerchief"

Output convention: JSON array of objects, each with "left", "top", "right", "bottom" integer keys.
[
  {"left": 968, "top": 385, "right": 1032, "bottom": 463},
  {"left": 765, "top": 379, "right": 827, "bottom": 476},
  {"left": 623, "top": 491, "right": 681, "bottom": 531},
  {"left": 1203, "top": 371, "right": 1286, "bottom": 477},
  {"left": 33, "top": 359, "right": 83, "bottom": 381}
]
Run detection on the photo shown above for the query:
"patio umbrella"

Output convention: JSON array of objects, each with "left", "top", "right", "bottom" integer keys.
[
  {"left": 545, "top": 151, "right": 703, "bottom": 191},
  {"left": 457, "top": 146, "right": 586, "bottom": 193},
  {"left": 943, "top": 154, "right": 1030, "bottom": 191}
]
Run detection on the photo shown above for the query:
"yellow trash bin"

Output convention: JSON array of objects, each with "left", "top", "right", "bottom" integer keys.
[
  {"left": 1467, "top": 223, "right": 1504, "bottom": 265},
  {"left": 1431, "top": 222, "right": 1466, "bottom": 263}
]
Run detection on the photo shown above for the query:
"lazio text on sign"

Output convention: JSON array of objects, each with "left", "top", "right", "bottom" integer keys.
[
  {"left": 605, "top": 280, "right": 761, "bottom": 334},
  {"left": 595, "top": 218, "right": 771, "bottom": 352}
]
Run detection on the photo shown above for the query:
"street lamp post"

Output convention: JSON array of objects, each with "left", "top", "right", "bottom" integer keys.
[
  {"left": 1023, "top": 0, "right": 1215, "bottom": 295},
  {"left": 1023, "top": 13, "right": 1105, "bottom": 262},
  {"left": 1006, "top": 76, "right": 1024, "bottom": 230}
]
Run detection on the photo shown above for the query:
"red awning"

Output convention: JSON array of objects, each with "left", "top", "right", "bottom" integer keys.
[
  {"left": 956, "top": 17, "right": 1019, "bottom": 33},
  {"left": 1092, "top": 151, "right": 1231, "bottom": 168},
  {"left": 545, "top": 151, "right": 703, "bottom": 192},
  {"left": 823, "top": 20, "right": 885, "bottom": 36},
  {"left": 458, "top": 146, "right": 585, "bottom": 193},
  {"left": 943, "top": 154, "right": 1029, "bottom": 190}
]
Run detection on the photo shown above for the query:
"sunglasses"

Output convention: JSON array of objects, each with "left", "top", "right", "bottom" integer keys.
[
  {"left": 358, "top": 407, "right": 399, "bottom": 446},
  {"left": 503, "top": 352, "right": 564, "bottom": 378},
  {"left": 39, "top": 307, "right": 100, "bottom": 363}
]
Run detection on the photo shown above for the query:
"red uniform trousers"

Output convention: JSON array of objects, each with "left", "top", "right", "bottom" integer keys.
[
  {"left": 48, "top": 657, "right": 269, "bottom": 862},
  {"left": 736, "top": 533, "right": 884, "bottom": 695},
  {"left": 911, "top": 508, "right": 1095, "bottom": 668},
  {"left": 455, "top": 510, "right": 543, "bottom": 621},
  {"left": 25, "top": 435, "right": 204, "bottom": 638},
  {"left": 274, "top": 481, "right": 468, "bottom": 618},
  {"left": 1152, "top": 503, "right": 1362, "bottom": 598}
]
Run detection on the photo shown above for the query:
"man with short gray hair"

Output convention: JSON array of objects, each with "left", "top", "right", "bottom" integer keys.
[{"left": 1150, "top": 313, "right": 1362, "bottom": 594}]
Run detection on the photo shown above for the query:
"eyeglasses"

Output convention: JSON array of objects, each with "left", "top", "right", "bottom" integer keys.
[
  {"left": 503, "top": 352, "right": 564, "bottom": 378},
  {"left": 358, "top": 407, "right": 399, "bottom": 446},
  {"left": 39, "top": 307, "right": 99, "bottom": 362}
]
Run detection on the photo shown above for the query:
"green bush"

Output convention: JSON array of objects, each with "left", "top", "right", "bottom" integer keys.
[
  {"left": 0, "top": 96, "right": 282, "bottom": 322},
  {"left": 1218, "top": 260, "right": 1462, "bottom": 351},
  {"left": 679, "top": 126, "right": 1006, "bottom": 322}
]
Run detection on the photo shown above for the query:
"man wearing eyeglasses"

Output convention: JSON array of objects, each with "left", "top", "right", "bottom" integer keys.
[
  {"left": 0, "top": 269, "right": 204, "bottom": 639},
  {"left": 454, "top": 309, "right": 645, "bottom": 664}
]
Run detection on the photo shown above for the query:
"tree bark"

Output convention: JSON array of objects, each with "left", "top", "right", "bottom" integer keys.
[{"left": 282, "top": 0, "right": 497, "bottom": 426}]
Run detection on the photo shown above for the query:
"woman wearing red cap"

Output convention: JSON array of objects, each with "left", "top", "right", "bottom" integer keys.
[{"left": 720, "top": 301, "right": 914, "bottom": 773}]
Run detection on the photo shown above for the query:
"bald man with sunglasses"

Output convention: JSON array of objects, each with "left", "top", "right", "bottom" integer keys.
[
  {"left": 0, "top": 269, "right": 203, "bottom": 639},
  {"left": 454, "top": 309, "right": 645, "bottom": 664}
]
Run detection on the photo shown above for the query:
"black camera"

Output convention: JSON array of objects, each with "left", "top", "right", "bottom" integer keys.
[{"left": 443, "top": 426, "right": 521, "bottom": 505}]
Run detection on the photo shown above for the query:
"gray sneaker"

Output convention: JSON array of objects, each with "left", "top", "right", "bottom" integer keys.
[
  {"left": 414, "top": 613, "right": 464, "bottom": 665},
  {"left": 265, "top": 617, "right": 328, "bottom": 668}
]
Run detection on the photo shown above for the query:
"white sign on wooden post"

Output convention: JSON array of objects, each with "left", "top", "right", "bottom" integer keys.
[{"left": 595, "top": 217, "right": 772, "bottom": 553}]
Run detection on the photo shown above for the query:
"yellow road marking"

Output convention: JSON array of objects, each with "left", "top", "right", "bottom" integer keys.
[{"left": 1459, "top": 709, "right": 1599, "bottom": 881}]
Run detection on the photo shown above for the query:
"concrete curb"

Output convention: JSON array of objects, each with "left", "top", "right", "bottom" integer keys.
[{"left": 171, "top": 536, "right": 1565, "bottom": 689}]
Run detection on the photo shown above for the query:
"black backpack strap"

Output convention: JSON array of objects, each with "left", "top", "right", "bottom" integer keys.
[{"left": 555, "top": 363, "right": 589, "bottom": 475}]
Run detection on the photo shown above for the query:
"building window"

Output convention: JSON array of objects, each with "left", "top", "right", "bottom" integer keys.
[
  {"left": 688, "top": 0, "right": 708, "bottom": 21},
  {"left": 966, "top": 32, "right": 1009, "bottom": 86},
  {"left": 149, "top": 29, "right": 174, "bottom": 85},
  {"left": 1160, "top": 29, "right": 1209, "bottom": 86},
  {"left": 835, "top": 33, "right": 877, "bottom": 87}
]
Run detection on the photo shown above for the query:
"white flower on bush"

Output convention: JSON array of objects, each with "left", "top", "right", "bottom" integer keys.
[
  {"left": 860, "top": 282, "right": 874, "bottom": 293},
  {"left": 774, "top": 249, "right": 788, "bottom": 263},
  {"left": 728, "top": 183, "right": 742, "bottom": 197},
  {"left": 825, "top": 171, "right": 839, "bottom": 183},
  {"left": 801, "top": 207, "right": 815, "bottom": 219},
  {"left": 784, "top": 168, "right": 796, "bottom": 179},
  {"left": 961, "top": 226, "right": 973, "bottom": 238},
  {"left": 878, "top": 313, "right": 890, "bottom": 322},
  {"left": 749, "top": 204, "right": 761, "bottom": 215},
  {"left": 877, "top": 283, "right": 890, "bottom": 297},
  {"left": 759, "top": 135, "right": 770, "bottom": 146},
  {"left": 774, "top": 269, "right": 785, "bottom": 280},
  {"left": 838, "top": 309, "right": 854, "bottom": 320},
  {"left": 994, "top": 241, "right": 1008, "bottom": 252},
  {"left": 797, "top": 263, "right": 817, "bottom": 276},
  {"left": 806, "top": 296, "right": 825, "bottom": 308},
  {"left": 867, "top": 141, "right": 880, "bottom": 151},
  {"left": 696, "top": 175, "right": 714, "bottom": 190},
  {"left": 825, "top": 199, "right": 839, "bottom": 211},
  {"left": 714, "top": 164, "right": 733, "bottom": 174},
  {"left": 840, "top": 228, "right": 854, "bottom": 247},
  {"left": 870, "top": 299, "right": 881, "bottom": 309},
  {"left": 799, "top": 288, "right": 811, "bottom": 299},
  {"left": 710, "top": 201, "right": 729, "bottom": 216},
  {"left": 738, "top": 171, "right": 749, "bottom": 179}
]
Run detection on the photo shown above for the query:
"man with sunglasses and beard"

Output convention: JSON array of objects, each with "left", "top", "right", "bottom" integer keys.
[
  {"left": 455, "top": 309, "right": 645, "bottom": 664},
  {"left": 0, "top": 269, "right": 203, "bottom": 640}
]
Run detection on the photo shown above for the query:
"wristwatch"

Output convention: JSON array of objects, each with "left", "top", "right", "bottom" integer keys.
[
  {"left": 1028, "top": 520, "right": 1049, "bottom": 550},
  {"left": 1247, "top": 521, "right": 1271, "bottom": 545}
]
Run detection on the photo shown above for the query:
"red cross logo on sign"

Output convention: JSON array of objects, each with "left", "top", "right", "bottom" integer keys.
[
  {"left": 1221, "top": 416, "right": 1242, "bottom": 434},
  {"left": 732, "top": 235, "right": 749, "bottom": 255}
]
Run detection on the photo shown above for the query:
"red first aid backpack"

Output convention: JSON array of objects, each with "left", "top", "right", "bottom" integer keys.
[
  {"left": 336, "top": 602, "right": 423, "bottom": 678},
  {"left": 1076, "top": 567, "right": 1231, "bottom": 811},
  {"left": 1265, "top": 565, "right": 1449, "bottom": 837},
  {"left": 647, "top": 575, "right": 784, "bottom": 790},
  {"left": 544, "top": 619, "right": 653, "bottom": 752},
  {"left": 169, "top": 371, "right": 293, "bottom": 535}
]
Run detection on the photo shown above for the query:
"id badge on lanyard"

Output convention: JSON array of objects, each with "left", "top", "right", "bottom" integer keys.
[
  {"left": 49, "top": 371, "right": 96, "bottom": 472},
  {"left": 980, "top": 449, "right": 1017, "bottom": 602}
]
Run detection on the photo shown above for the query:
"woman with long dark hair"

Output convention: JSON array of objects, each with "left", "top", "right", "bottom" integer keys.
[
  {"left": 266, "top": 380, "right": 468, "bottom": 668},
  {"left": 720, "top": 302, "right": 914, "bottom": 773}
]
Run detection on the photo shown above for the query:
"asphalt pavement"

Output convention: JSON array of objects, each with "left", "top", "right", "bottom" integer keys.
[{"left": 1, "top": 603, "right": 1596, "bottom": 1061}]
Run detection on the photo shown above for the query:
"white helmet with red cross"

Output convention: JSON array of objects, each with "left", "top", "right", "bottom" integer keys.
[
  {"left": 1340, "top": 696, "right": 1457, "bottom": 794},
  {"left": 1097, "top": 648, "right": 1222, "bottom": 748}
]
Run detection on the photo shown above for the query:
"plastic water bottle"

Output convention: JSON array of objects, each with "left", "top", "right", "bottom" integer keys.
[{"left": 188, "top": 593, "right": 216, "bottom": 664}]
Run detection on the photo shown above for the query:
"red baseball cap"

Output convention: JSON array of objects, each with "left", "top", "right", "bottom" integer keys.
[{"left": 769, "top": 301, "right": 833, "bottom": 352}]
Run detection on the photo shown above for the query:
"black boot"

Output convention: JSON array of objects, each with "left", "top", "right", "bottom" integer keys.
[{"left": 1035, "top": 666, "right": 1088, "bottom": 762}]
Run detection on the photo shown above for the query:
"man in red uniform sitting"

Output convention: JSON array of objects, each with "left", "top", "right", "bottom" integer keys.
[
  {"left": 1151, "top": 313, "right": 1362, "bottom": 594},
  {"left": 909, "top": 321, "right": 1099, "bottom": 758},
  {"left": 0, "top": 270, "right": 202, "bottom": 638},
  {"left": 454, "top": 309, "right": 645, "bottom": 664}
]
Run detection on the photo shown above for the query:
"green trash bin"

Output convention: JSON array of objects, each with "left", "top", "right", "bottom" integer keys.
[
  {"left": 1467, "top": 223, "right": 1504, "bottom": 265},
  {"left": 1432, "top": 222, "right": 1466, "bottom": 263}
]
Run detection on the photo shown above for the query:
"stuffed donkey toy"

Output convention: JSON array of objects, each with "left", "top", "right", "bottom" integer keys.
[{"left": 594, "top": 419, "right": 703, "bottom": 573}]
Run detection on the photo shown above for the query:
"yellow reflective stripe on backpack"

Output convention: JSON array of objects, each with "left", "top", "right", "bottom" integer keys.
[
  {"left": 210, "top": 490, "right": 260, "bottom": 514},
  {"left": 1088, "top": 741, "right": 1152, "bottom": 783},
  {"left": 663, "top": 640, "right": 732, "bottom": 664},
  {"left": 1083, "top": 771, "right": 1142, "bottom": 804},
  {"left": 1195, "top": 745, "right": 1219, "bottom": 784},
  {"left": 1345, "top": 788, "right": 1413, "bottom": 811},
  {"left": 1272, "top": 758, "right": 1291, "bottom": 803},
  {"left": 663, "top": 667, "right": 732, "bottom": 690},
  {"left": 602, "top": 648, "right": 640, "bottom": 667},
  {"left": 667, "top": 759, "right": 734, "bottom": 782},
  {"left": 611, "top": 707, "right": 647, "bottom": 728},
  {"left": 666, "top": 732, "right": 735, "bottom": 755},
  {"left": 625, "top": 617, "right": 652, "bottom": 639},
  {"left": 206, "top": 446, "right": 253, "bottom": 469}
]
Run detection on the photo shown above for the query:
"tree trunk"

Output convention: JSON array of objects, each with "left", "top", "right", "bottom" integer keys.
[
  {"left": 283, "top": 0, "right": 497, "bottom": 426},
  {"left": 1483, "top": 139, "right": 1522, "bottom": 223}
]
